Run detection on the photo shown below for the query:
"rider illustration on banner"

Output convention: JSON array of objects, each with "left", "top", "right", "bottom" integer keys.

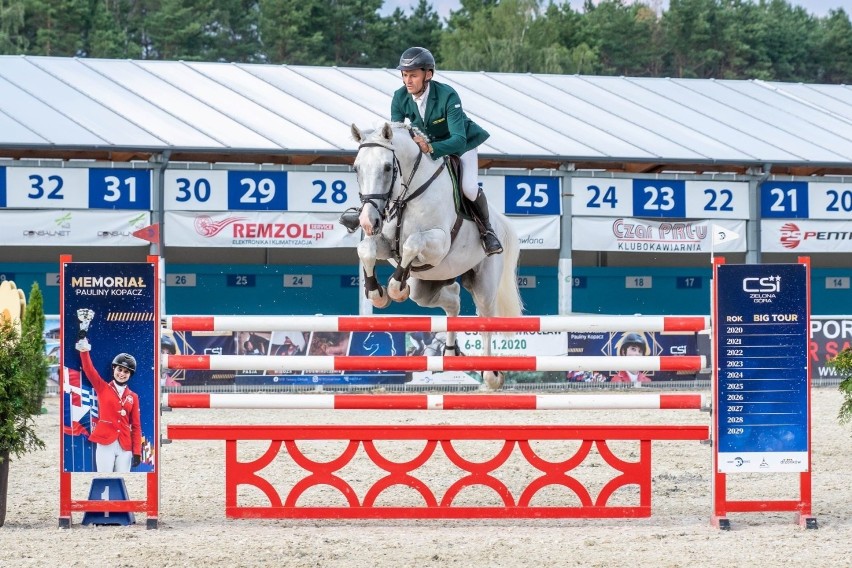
[
  {"left": 610, "top": 331, "right": 652, "bottom": 384},
  {"left": 340, "top": 46, "right": 502, "bottom": 257},
  {"left": 74, "top": 308, "right": 146, "bottom": 473}
]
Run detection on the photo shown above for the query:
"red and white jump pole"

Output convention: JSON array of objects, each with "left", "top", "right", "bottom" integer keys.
[
  {"left": 166, "top": 315, "right": 710, "bottom": 333},
  {"left": 163, "top": 392, "right": 705, "bottom": 410},
  {"left": 164, "top": 354, "right": 706, "bottom": 373}
]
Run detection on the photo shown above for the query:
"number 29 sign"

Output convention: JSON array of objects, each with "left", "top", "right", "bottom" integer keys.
[{"left": 163, "top": 170, "right": 359, "bottom": 212}]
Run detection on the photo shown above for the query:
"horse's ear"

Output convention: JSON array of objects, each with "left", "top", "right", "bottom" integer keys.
[
  {"left": 381, "top": 122, "right": 393, "bottom": 141},
  {"left": 351, "top": 123, "right": 364, "bottom": 143}
]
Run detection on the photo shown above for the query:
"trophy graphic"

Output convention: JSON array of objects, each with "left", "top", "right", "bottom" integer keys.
[
  {"left": 77, "top": 308, "right": 95, "bottom": 335},
  {"left": 76, "top": 309, "right": 95, "bottom": 351}
]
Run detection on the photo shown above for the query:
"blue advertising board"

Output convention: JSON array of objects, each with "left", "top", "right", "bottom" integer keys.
[{"left": 715, "top": 263, "right": 809, "bottom": 473}]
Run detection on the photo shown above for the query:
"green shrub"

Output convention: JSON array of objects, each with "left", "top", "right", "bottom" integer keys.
[
  {"left": 21, "top": 283, "right": 48, "bottom": 415},
  {"left": 0, "top": 318, "right": 45, "bottom": 463},
  {"left": 828, "top": 348, "right": 852, "bottom": 424}
]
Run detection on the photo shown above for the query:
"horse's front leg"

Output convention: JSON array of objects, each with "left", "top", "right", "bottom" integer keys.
[
  {"left": 388, "top": 229, "right": 448, "bottom": 302},
  {"left": 358, "top": 236, "right": 392, "bottom": 309}
]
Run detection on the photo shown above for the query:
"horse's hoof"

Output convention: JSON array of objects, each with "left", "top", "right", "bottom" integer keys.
[
  {"left": 387, "top": 281, "right": 410, "bottom": 302},
  {"left": 483, "top": 371, "right": 504, "bottom": 390},
  {"left": 443, "top": 344, "right": 463, "bottom": 356},
  {"left": 370, "top": 288, "right": 392, "bottom": 309}
]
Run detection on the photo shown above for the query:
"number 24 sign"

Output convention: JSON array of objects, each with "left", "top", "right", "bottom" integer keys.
[{"left": 572, "top": 177, "right": 748, "bottom": 219}]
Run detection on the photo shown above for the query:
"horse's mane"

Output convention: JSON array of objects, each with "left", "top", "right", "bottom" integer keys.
[
  {"left": 358, "top": 122, "right": 429, "bottom": 145},
  {"left": 390, "top": 121, "right": 428, "bottom": 141}
]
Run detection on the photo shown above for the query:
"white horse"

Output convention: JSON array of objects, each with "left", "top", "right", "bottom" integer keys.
[{"left": 349, "top": 122, "right": 523, "bottom": 389}]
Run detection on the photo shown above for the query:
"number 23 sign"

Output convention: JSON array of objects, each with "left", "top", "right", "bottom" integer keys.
[{"left": 572, "top": 177, "right": 749, "bottom": 219}]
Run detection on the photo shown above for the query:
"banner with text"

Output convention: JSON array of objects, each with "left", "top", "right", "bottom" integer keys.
[
  {"left": 761, "top": 219, "right": 852, "bottom": 253},
  {"left": 165, "top": 211, "right": 560, "bottom": 249},
  {"left": 509, "top": 215, "right": 560, "bottom": 249},
  {"left": 572, "top": 217, "right": 746, "bottom": 253},
  {"left": 0, "top": 210, "right": 151, "bottom": 246},
  {"left": 165, "top": 211, "right": 360, "bottom": 248}
]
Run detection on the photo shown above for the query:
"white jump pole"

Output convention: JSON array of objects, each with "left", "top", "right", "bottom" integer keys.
[
  {"left": 163, "top": 392, "right": 705, "bottom": 410},
  {"left": 165, "top": 315, "right": 710, "bottom": 333},
  {"left": 164, "top": 354, "right": 706, "bottom": 373}
]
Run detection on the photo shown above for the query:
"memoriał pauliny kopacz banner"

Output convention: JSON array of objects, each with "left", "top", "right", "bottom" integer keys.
[{"left": 62, "top": 262, "right": 157, "bottom": 473}]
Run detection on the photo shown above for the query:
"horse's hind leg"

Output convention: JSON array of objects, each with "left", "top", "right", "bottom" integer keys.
[
  {"left": 408, "top": 279, "right": 463, "bottom": 354},
  {"left": 461, "top": 262, "right": 505, "bottom": 390},
  {"left": 357, "top": 237, "right": 391, "bottom": 309}
]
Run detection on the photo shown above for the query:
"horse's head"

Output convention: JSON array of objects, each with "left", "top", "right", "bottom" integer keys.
[{"left": 351, "top": 122, "right": 399, "bottom": 236}]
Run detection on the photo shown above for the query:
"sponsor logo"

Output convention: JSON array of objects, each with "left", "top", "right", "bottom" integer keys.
[
  {"left": 233, "top": 223, "right": 324, "bottom": 239},
  {"left": 195, "top": 215, "right": 246, "bottom": 237},
  {"left": 743, "top": 275, "right": 779, "bottom": 303},
  {"left": 610, "top": 219, "right": 708, "bottom": 252},
  {"left": 743, "top": 276, "right": 780, "bottom": 293},
  {"left": 519, "top": 235, "right": 545, "bottom": 245},
  {"left": 22, "top": 230, "right": 70, "bottom": 237},
  {"left": 779, "top": 221, "right": 852, "bottom": 249},
  {"left": 22, "top": 212, "right": 73, "bottom": 238},
  {"left": 780, "top": 222, "right": 800, "bottom": 249}
]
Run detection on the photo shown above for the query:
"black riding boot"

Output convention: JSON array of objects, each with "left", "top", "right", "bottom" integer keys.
[
  {"left": 338, "top": 207, "right": 361, "bottom": 233},
  {"left": 468, "top": 189, "right": 503, "bottom": 256}
]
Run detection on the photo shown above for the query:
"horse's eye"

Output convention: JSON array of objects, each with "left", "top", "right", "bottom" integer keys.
[{"left": 384, "top": 163, "right": 392, "bottom": 172}]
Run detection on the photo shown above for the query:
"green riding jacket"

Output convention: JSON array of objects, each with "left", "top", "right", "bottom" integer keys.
[{"left": 390, "top": 80, "right": 489, "bottom": 159}]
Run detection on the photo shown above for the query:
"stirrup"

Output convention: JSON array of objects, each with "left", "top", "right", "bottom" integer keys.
[
  {"left": 338, "top": 208, "right": 361, "bottom": 233},
  {"left": 482, "top": 232, "right": 503, "bottom": 256}
]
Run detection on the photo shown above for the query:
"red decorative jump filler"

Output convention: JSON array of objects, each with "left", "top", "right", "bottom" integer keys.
[
  {"left": 164, "top": 313, "right": 711, "bottom": 520},
  {"left": 166, "top": 424, "right": 709, "bottom": 519}
]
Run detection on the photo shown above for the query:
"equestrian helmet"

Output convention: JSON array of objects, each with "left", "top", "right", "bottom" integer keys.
[
  {"left": 161, "top": 334, "right": 178, "bottom": 354},
  {"left": 112, "top": 352, "right": 137, "bottom": 375},
  {"left": 617, "top": 332, "right": 649, "bottom": 356},
  {"left": 397, "top": 47, "right": 435, "bottom": 71}
]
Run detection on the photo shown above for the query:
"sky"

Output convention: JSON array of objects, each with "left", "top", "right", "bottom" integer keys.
[{"left": 380, "top": 0, "right": 844, "bottom": 19}]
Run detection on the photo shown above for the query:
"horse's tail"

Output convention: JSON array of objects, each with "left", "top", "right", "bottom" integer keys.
[{"left": 495, "top": 214, "right": 524, "bottom": 317}]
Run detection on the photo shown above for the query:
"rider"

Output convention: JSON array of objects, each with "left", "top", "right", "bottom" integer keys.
[
  {"left": 340, "top": 47, "right": 502, "bottom": 256},
  {"left": 393, "top": 47, "right": 502, "bottom": 256}
]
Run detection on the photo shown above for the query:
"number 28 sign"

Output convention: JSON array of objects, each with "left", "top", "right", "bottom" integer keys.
[{"left": 163, "top": 170, "right": 359, "bottom": 212}]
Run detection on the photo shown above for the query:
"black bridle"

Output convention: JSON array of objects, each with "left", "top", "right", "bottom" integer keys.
[
  {"left": 355, "top": 141, "right": 402, "bottom": 221},
  {"left": 356, "top": 133, "right": 449, "bottom": 270}
]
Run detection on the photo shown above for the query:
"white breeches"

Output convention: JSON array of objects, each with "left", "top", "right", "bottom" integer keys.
[
  {"left": 460, "top": 147, "right": 479, "bottom": 201},
  {"left": 96, "top": 439, "right": 132, "bottom": 473}
]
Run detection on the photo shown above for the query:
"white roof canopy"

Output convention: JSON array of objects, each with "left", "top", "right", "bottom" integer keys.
[{"left": 2, "top": 56, "right": 851, "bottom": 174}]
